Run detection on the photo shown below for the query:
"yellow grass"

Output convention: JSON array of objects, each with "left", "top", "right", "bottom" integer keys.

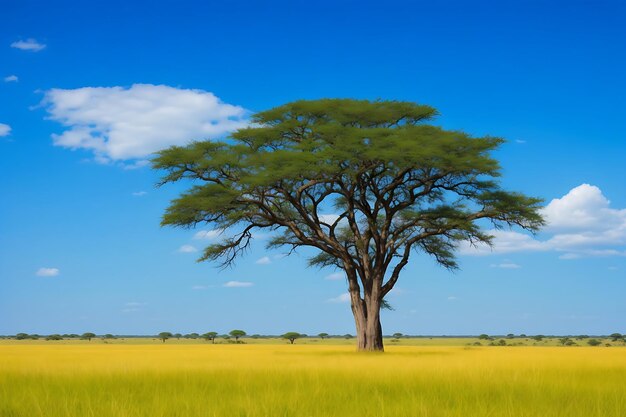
[{"left": 1, "top": 342, "right": 625, "bottom": 417}]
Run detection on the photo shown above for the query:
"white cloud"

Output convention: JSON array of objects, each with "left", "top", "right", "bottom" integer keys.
[
  {"left": 4, "top": 75, "right": 18, "bottom": 82},
  {"left": 540, "top": 184, "right": 625, "bottom": 231},
  {"left": 490, "top": 262, "right": 521, "bottom": 269},
  {"left": 193, "top": 229, "right": 223, "bottom": 240},
  {"left": 324, "top": 272, "right": 345, "bottom": 280},
  {"left": 515, "top": 139, "right": 526, "bottom": 144},
  {"left": 318, "top": 214, "right": 340, "bottom": 224},
  {"left": 447, "top": 296, "right": 458, "bottom": 301},
  {"left": 192, "top": 285, "right": 210, "bottom": 290},
  {"left": 327, "top": 293, "right": 351, "bottom": 303},
  {"left": 461, "top": 184, "right": 626, "bottom": 259},
  {"left": 11, "top": 38, "right": 46, "bottom": 51},
  {"left": 255, "top": 256, "right": 271, "bottom": 265},
  {"left": 42, "top": 84, "right": 248, "bottom": 162},
  {"left": 608, "top": 266, "right": 618, "bottom": 271},
  {"left": 178, "top": 244, "right": 197, "bottom": 253},
  {"left": 36, "top": 267, "right": 59, "bottom": 277},
  {"left": 223, "top": 281, "right": 253, "bottom": 288},
  {"left": 132, "top": 191, "right": 147, "bottom": 196},
  {"left": 0, "top": 123, "right": 11, "bottom": 137}
]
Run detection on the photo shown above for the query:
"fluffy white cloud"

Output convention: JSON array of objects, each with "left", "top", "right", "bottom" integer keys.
[
  {"left": 0, "top": 123, "right": 11, "bottom": 137},
  {"left": 42, "top": 84, "right": 248, "bottom": 162},
  {"left": 324, "top": 272, "right": 345, "bottom": 280},
  {"left": 36, "top": 267, "right": 59, "bottom": 277},
  {"left": 131, "top": 191, "right": 147, "bottom": 196},
  {"left": 327, "top": 293, "right": 351, "bottom": 303},
  {"left": 255, "top": 256, "right": 271, "bottom": 265},
  {"left": 178, "top": 244, "right": 198, "bottom": 253},
  {"left": 4, "top": 75, "right": 18, "bottom": 82},
  {"left": 223, "top": 281, "right": 253, "bottom": 288},
  {"left": 540, "top": 184, "right": 625, "bottom": 231},
  {"left": 11, "top": 38, "right": 46, "bottom": 51},
  {"left": 461, "top": 184, "right": 626, "bottom": 259},
  {"left": 193, "top": 229, "right": 223, "bottom": 240}
]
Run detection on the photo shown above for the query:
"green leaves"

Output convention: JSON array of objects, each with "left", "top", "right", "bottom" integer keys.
[{"left": 154, "top": 98, "right": 544, "bottom": 297}]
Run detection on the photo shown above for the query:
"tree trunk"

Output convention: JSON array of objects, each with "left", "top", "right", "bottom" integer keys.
[{"left": 350, "top": 291, "right": 384, "bottom": 352}]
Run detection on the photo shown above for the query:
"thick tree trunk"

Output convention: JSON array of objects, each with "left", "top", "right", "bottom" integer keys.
[{"left": 350, "top": 291, "right": 384, "bottom": 352}]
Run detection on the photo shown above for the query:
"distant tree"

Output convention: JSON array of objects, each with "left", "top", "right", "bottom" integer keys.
[
  {"left": 576, "top": 335, "right": 589, "bottom": 340},
  {"left": 587, "top": 339, "right": 602, "bottom": 346},
  {"left": 318, "top": 333, "right": 329, "bottom": 340},
  {"left": 478, "top": 334, "right": 490, "bottom": 340},
  {"left": 81, "top": 332, "right": 96, "bottom": 341},
  {"left": 558, "top": 337, "right": 571, "bottom": 346},
  {"left": 497, "top": 339, "right": 507, "bottom": 346},
  {"left": 15, "top": 333, "right": 29, "bottom": 340},
  {"left": 202, "top": 332, "right": 218, "bottom": 343},
  {"left": 392, "top": 333, "right": 403, "bottom": 339},
  {"left": 158, "top": 332, "right": 173, "bottom": 343},
  {"left": 609, "top": 333, "right": 622, "bottom": 342},
  {"left": 506, "top": 333, "right": 515, "bottom": 339},
  {"left": 189, "top": 332, "right": 200, "bottom": 339},
  {"left": 46, "top": 334, "right": 63, "bottom": 341},
  {"left": 251, "top": 334, "right": 261, "bottom": 339},
  {"left": 520, "top": 334, "right": 527, "bottom": 338},
  {"left": 221, "top": 334, "right": 231, "bottom": 340},
  {"left": 282, "top": 332, "right": 303, "bottom": 344},
  {"left": 29, "top": 334, "right": 41, "bottom": 340},
  {"left": 103, "top": 334, "right": 116, "bottom": 339},
  {"left": 344, "top": 334, "right": 353, "bottom": 339},
  {"left": 174, "top": 333, "right": 182, "bottom": 340},
  {"left": 154, "top": 99, "right": 543, "bottom": 352},
  {"left": 229, "top": 330, "right": 246, "bottom": 341},
  {"left": 531, "top": 335, "right": 544, "bottom": 342}
]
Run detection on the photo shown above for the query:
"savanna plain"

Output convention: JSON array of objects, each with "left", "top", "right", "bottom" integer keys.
[{"left": 1, "top": 338, "right": 625, "bottom": 417}]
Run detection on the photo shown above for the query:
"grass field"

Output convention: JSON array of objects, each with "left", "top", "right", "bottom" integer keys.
[{"left": 1, "top": 341, "right": 625, "bottom": 417}]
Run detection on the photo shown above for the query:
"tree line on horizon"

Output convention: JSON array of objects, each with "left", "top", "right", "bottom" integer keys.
[{"left": 5, "top": 331, "right": 626, "bottom": 345}]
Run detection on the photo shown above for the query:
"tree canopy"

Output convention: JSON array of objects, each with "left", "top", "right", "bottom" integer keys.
[
  {"left": 154, "top": 99, "right": 543, "bottom": 351},
  {"left": 282, "top": 332, "right": 303, "bottom": 344}
]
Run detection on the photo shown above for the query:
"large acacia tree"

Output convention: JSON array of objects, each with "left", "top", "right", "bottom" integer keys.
[{"left": 153, "top": 99, "right": 543, "bottom": 351}]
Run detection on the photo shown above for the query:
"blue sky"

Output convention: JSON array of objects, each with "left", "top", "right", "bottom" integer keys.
[{"left": 1, "top": 0, "right": 625, "bottom": 336}]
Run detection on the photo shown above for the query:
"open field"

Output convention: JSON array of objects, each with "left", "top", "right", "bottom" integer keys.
[{"left": 1, "top": 342, "right": 625, "bottom": 417}]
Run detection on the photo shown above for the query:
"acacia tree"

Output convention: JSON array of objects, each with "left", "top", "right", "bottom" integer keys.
[
  {"left": 282, "top": 332, "right": 303, "bottom": 344},
  {"left": 154, "top": 99, "right": 543, "bottom": 352},
  {"left": 81, "top": 332, "right": 96, "bottom": 341},
  {"left": 229, "top": 329, "right": 246, "bottom": 342},
  {"left": 202, "top": 332, "right": 218, "bottom": 343},
  {"left": 158, "top": 332, "right": 173, "bottom": 343}
]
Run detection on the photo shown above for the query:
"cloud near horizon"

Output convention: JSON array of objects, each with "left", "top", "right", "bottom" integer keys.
[
  {"left": 223, "top": 281, "right": 253, "bottom": 288},
  {"left": 42, "top": 84, "right": 248, "bottom": 163},
  {"left": 461, "top": 184, "right": 626, "bottom": 259}
]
